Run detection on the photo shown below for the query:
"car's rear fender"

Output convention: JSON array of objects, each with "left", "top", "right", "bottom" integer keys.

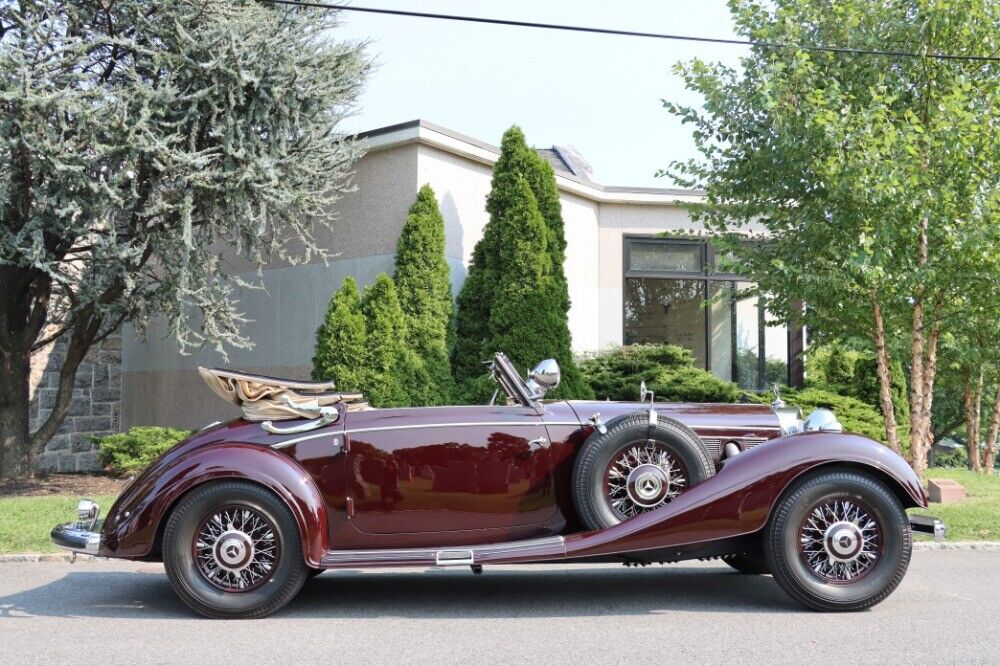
[{"left": 101, "top": 442, "right": 329, "bottom": 567}]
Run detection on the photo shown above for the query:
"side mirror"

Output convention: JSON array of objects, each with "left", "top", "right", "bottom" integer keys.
[{"left": 526, "top": 359, "right": 561, "bottom": 398}]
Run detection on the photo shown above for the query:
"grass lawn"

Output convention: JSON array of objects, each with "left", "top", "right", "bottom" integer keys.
[
  {"left": 0, "top": 493, "right": 118, "bottom": 554},
  {"left": 908, "top": 468, "right": 1000, "bottom": 541}
]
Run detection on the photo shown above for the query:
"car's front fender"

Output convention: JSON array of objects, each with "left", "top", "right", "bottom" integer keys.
[
  {"left": 101, "top": 442, "right": 329, "bottom": 566},
  {"left": 562, "top": 431, "right": 926, "bottom": 559}
]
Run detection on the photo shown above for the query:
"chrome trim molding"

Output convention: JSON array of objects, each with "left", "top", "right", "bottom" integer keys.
[
  {"left": 320, "top": 536, "right": 565, "bottom": 567},
  {"left": 690, "top": 424, "right": 783, "bottom": 432},
  {"left": 344, "top": 421, "right": 580, "bottom": 435},
  {"left": 270, "top": 431, "right": 340, "bottom": 449}
]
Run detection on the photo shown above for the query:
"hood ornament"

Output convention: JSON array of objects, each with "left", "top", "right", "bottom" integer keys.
[{"left": 771, "top": 383, "right": 785, "bottom": 408}]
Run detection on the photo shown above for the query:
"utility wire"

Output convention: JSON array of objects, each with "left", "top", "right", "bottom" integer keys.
[{"left": 261, "top": 0, "right": 1000, "bottom": 63}]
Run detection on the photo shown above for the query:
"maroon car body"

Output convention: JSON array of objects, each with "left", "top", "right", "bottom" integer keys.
[
  {"left": 96, "top": 399, "right": 924, "bottom": 567},
  {"left": 53, "top": 355, "right": 940, "bottom": 618}
]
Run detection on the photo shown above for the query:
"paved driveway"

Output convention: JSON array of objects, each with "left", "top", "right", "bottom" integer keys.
[{"left": 1, "top": 551, "right": 998, "bottom": 665}]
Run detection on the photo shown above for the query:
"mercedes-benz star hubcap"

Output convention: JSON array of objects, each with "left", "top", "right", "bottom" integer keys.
[
  {"left": 193, "top": 506, "right": 280, "bottom": 592},
  {"left": 799, "top": 499, "right": 881, "bottom": 583},
  {"left": 606, "top": 442, "right": 688, "bottom": 520}
]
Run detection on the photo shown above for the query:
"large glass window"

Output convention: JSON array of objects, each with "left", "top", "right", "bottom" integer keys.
[
  {"left": 623, "top": 237, "right": 798, "bottom": 390},
  {"left": 624, "top": 278, "right": 706, "bottom": 366}
]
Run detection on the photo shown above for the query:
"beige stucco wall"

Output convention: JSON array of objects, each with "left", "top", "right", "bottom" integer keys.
[
  {"left": 123, "top": 143, "right": 426, "bottom": 429},
  {"left": 560, "top": 192, "right": 601, "bottom": 353}
]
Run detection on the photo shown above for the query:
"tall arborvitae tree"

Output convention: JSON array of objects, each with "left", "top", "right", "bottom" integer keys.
[
  {"left": 394, "top": 185, "right": 454, "bottom": 404},
  {"left": 312, "top": 277, "right": 367, "bottom": 392},
  {"left": 360, "top": 274, "right": 421, "bottom": 407},
  {"left": 453, "top": 126, "right": 592, "bottom": 400}
]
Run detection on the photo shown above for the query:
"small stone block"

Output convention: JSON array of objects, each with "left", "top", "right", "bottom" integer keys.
[{"left": 928, "top": 478, "right": 966, "bottom": 504}]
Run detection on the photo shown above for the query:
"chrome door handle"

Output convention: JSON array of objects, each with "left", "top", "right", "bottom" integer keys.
[{"left": 528, "top": 437, "right": 548, "bottom": 447}]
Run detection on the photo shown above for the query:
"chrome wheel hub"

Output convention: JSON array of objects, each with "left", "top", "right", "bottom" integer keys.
[
  {"left": 799, "top": 499, "right": 881, "bottom": 583},
  {"left": 606, "top": 442, "right": 687, "bottom": 519},
  {"left": 626, "top": 464, "right": 668, "bottom": 507},
  {"left": 194, "top": 506, "right": 280, "bottom": 592}
]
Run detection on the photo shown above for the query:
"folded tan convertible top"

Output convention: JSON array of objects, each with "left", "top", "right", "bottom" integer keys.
[{"left": 198, "top": 367, "right": 368, "bottom": 422}]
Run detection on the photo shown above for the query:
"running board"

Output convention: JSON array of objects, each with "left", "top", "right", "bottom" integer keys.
[{"left": 319, "top": 535, "right": 566, "bottom": 569}]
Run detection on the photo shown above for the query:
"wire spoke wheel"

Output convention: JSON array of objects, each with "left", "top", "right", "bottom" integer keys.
[
  {"left": 193, "top": 505, "right": 281, "bottom": 593},
  {"left": 797, "top": 498, "right": 882, "bottom": 584},
  {"left": 603, "top": 439, "right": 689, "bottom": 520}
]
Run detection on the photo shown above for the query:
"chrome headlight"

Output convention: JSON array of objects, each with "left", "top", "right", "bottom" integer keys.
[
  {"left": 803, "top": 408, "right": 843, "bottom": 432},
  {"left": 76, "top": 499, "right": 100, "bottom": 531},
  {"left": 772, "top": 405, "right": 803, "bottom": 435}
]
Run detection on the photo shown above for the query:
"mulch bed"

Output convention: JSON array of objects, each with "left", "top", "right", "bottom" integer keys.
[{"left": 0, "top": 474, "right": 127, "bottom": 498}]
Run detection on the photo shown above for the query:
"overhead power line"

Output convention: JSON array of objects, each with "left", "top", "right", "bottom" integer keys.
[{"left": 261, "top": 0, "right": 1000, "bottom": 63}]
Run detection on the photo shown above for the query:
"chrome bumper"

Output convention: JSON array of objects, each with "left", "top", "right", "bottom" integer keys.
[
  {"left": 51, "top": 499, "right": 104, "bottom": 557},
  {"left": 909, "top": 514, "right": 947, "bottom": 542},
  {"left": 51, "top": 520, "right": 104, "bottom": 556}
]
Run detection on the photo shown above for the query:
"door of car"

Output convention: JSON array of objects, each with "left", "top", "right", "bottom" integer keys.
[{"left": 344, "top": 405, "right": 559, "bottom": 535}]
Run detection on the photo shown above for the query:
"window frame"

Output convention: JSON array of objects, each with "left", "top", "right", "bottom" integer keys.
[{"left": 622, "top": 235, "right": 797, "bottom": 390}]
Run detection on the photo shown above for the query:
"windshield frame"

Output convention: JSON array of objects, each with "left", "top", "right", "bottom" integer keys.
[{"left": 489, "top": 353, "right": 536, "bottom": 407}]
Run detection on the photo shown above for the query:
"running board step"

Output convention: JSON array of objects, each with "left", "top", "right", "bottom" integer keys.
[{"left": 319, "top": 535, "right": 565, "bottom": 569}]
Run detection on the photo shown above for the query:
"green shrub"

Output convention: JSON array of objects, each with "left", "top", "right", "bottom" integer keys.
[
  {"left": 580, "top": 344, "right": 740, "bottom": 403},
  {"left": 394, "top": 185, "right": 455, "bottom": 404},
  {"left": 580, "top": 344, "right": 891, "bottom": 445},
  {"left": 933, "top": 445, "right": 968, "bottom": 469},
  {"left": 453, "top": 126, "right": 592, "bottom": 401},
  {"left": 95, "top": 426, "right": 192, "bottom": 476},
  {"left": 784, "top": 387, "right": 888, "bottom": 443},
  {"left": 805, "top": 342, "right": 909, "bottom": 451},
  {"left": 360, "top": 273, "right": 424, "bottom": 407},
  {"left": 312, "top": 276, "right": 368, "bottom": 392}
]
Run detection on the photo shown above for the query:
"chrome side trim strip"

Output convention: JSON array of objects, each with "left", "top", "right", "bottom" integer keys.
[
  {"left": 690, "top": 425, "right": 782, "bottom": 432},
  {"left": 270, "top": 431, "right": 340, "bottom": 449},
  {"left": 320, "top": 536, "right": 566, "bottom": 567},
  {"left": 344, "top": 421, "right": 580, "bottom": 435}
]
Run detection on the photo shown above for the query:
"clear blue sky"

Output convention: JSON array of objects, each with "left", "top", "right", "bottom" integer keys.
[{"left": 335, "top": 1, "right": 744, "bottom": 187}]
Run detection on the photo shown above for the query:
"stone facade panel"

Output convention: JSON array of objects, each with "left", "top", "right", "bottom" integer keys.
[{"left": 30, "top": 333, "right": 123, "bottom": 473}]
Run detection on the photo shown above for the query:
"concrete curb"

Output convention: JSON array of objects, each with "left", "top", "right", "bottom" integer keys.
[
  {"left": 913, "top": 541, "right": 1000, "bottom": 551},
  {"left": 0, "top": 553, "right": 99, "bottom": 562},
  {"left": 4, "top": 542, "right": 1000, "bottom": 562}
]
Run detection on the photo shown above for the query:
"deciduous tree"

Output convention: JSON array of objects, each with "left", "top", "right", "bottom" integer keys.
[
  {"left": 666, "top": 0, "right": 1000, "bottom": 480},
  {"left": 0, "top": 0, "right": 368, "bottom": 477}
]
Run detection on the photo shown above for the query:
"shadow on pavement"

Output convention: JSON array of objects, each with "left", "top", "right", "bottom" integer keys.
[{"left": 0, "top": 564, "right": 799, "bottom": 620}]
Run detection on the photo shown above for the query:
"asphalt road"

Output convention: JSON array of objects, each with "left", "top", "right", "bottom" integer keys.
[{"left": 1, "top": 551, "right": 998, "bottom": 665}]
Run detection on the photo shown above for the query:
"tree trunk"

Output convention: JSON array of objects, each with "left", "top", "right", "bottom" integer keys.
[
  {"left": 907, "top": 215, "right": 934, "bottom": 482},
  {"left": 908, "top": 300, "right": 928, "bottom": 481},
  {"left": 964, "top": 370, "right": 983, "bottom": 472},
  {"left": 871, "top": 293, "right": 901, "bottom": 454},
  {"left": 984, "top": 376, "right": 1000, "bottom": 475},
  {"left": 0, "top": 346, "right": 33, "bottom": 478},
  {"left": 918, "top": 312, "right": 942, "bottom": 462}
]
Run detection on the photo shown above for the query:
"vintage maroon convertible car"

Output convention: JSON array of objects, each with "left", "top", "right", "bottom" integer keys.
[{"left": 53, "top": 353, "right": 944, "bottom": 618}]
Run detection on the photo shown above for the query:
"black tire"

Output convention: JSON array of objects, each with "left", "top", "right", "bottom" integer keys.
[
  {"left": 764, "top": 470, "right": 912, "bottom": 612},
  {"left": 725, "top": 550, "right": 770, "bottom": 575},
  {"left": 572, "top": 411, "right": 715, "bottom": 530},
  {"left": 163, "top": 480, "right": 308, "bottom": 619}
]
